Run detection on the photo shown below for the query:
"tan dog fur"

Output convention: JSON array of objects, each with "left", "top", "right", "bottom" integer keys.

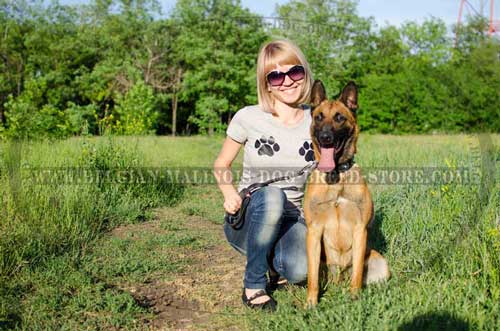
[{"left": 304, "top": 81, "right": 390, "bottom": 307}]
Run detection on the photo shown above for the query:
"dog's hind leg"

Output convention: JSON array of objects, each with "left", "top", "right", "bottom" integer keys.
[{"left": 363, "top": 249, "right": 390, "bottom": 285}]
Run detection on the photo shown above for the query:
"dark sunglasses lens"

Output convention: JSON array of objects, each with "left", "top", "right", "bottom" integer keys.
[
  {"left": 288, "top": 66, "right": 305, "bottom": 81},
  {"left": 267, "top": 72, "right": 285, "bottom": 86}
]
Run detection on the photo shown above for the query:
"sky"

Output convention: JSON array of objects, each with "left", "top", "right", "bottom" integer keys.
[
  {"left": 157, "top": 0, "right": 498, "bottom": 27},
  {"left": 59, "top": 0, "right": 500, "bottom": 28}
]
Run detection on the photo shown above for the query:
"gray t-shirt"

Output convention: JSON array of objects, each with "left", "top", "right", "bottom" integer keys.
[{"left": 227, "top": 104, "right": 315, "bottom": 213}]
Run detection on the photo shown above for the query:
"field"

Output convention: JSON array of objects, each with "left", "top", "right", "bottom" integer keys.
[{"left": 0, "top": 134, "right": 499, "bottom": 330}]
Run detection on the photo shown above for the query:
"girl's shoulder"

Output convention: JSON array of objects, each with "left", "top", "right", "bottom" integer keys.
[
  {"left": 232, "top": 104, "right": 312, "bottom": 129},
  {"left": 234, "top": 104, "right": 265, "bottom": 116},
  {"left": 236, "top": 104, "right": 312, "bottom": 117},
  {"left": 231, "top": 105, "right": 270, "bottom": 124}
]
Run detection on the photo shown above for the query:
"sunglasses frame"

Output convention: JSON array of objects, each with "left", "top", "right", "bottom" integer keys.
[{"left": 266, "top": 65, "right": 305, "bottom": 87}]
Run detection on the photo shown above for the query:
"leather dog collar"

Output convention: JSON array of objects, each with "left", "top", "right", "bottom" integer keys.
[{"left": 336, "top": 157, "right": 355, "bottom": 173}]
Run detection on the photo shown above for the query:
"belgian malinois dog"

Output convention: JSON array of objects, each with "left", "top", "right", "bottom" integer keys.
[{"left": 304, "top": 80, "right": 390, "bottom": 307}]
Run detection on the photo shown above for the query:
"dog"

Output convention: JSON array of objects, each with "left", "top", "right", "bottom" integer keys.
[{"left": 304, "top": 80, "right": 390, "bottom": 307}]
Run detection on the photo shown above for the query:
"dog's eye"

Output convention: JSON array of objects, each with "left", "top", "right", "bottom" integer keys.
[
  {"left": 314, "top": 113, "right": 324, "bottom": 122},
  {"left": 334, "top": 113, "right": 345, "bottom": 123}
]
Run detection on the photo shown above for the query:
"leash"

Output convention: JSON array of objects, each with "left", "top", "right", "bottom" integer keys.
[
  {"left": 241, "top": 158, "right": 354, "bottom": 196},
  {"left": 225, "top": 161, "right": 318, "bottom": 230},
  {"left": 242, "top": 161, "right": 319, "bottom": 196}
]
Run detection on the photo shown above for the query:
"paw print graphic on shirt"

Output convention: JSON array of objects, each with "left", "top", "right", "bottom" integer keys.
[
  {"left": 255, "top": 136, "right": 280, "bottom": 156},
  {"left": 299, "top": 141, "right": 315, "bottom": 162}
]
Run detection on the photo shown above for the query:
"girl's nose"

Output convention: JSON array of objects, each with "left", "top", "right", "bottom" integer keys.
[{"left": 282, "top": 74, "right": 294, "bottom": 86}]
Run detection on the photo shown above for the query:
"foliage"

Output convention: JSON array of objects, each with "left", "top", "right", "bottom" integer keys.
[
  {"left": 112, "top": 80, "right": 158, "bottom": 135},
  {"left": 172, "top": 0, "right": 267, "bottom": 135},
  {"left": 65, "top": 102, "right": 98, "bottom": 136},
  {"left": 3, "top": 89, "right": 71, "bottom": 139},
  {"left": 0, "top": 0, "right": 499, "bottom": 137},
  {"left": 189, "top": 94, "right": 229, "bottom": 135}
]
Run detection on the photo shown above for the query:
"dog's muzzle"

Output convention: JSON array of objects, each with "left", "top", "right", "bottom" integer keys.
[{"left": 317, "top": 129, "right": 334, "bottom": 146}]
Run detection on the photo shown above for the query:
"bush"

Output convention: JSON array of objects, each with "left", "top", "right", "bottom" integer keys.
[
  {"left": 66, "top": 102, "right": 98, "bottom": 136},
  {"left": 112, "top": 81, "right": 158, "bottom": 135},
  {"left": 3, "top": 96, "right": 71, "bottom": 139}
]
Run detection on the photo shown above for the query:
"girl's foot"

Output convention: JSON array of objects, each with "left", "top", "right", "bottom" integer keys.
[
  {"left": 242, "top": 288, "right": 277, "bottom": 311},
  {"left": 267, "top": 270, "right": 288, "bottom": 292}
]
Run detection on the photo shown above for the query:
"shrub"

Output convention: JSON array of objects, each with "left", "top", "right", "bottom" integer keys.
[{"left": 112, "top": 81, "right": 158, "bottom": 135}]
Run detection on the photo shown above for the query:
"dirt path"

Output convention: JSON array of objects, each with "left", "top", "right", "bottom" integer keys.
[{"left": 111, "top": 208, "right": 246, "bottom": 330}]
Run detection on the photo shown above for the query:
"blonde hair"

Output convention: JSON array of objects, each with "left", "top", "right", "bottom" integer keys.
[{"left": 256, "top": 39, "right": 313, "bottom": 113}]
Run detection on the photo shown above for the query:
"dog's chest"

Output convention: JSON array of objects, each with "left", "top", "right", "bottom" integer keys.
[{"left": 310, "top": 186, "right": 355, "bottom": 213}]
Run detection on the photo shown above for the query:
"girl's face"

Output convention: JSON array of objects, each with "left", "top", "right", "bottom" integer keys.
[{"left": 266, "top": 63, "right": 305, "bottom": 106}]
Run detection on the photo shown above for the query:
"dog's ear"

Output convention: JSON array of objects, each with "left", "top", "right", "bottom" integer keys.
[
  {"left": 339, "top": 81, "right": 358, "bottom": 114},
  {"left": 310, "top": 80, "right": 327, "bottom": 107}
]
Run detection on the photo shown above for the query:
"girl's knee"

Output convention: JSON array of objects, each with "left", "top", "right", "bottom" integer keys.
[{"left": 280, "top": 254, "right": 308, "bottom": 284}]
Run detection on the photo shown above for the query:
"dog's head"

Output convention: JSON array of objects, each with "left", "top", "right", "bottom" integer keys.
[{"left": 310, "top": 80, "right": 359, "bottom": 175}]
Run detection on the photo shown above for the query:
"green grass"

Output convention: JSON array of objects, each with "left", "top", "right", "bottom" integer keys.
[
  {"left": 0, "top": 134, "right": 499, "bottom": 330},
  {"left": 240, "top": 133, "right": 500, "bottom": 330},
  {"left": 3, "top": 219, "right": 208, "bottom": 331}
]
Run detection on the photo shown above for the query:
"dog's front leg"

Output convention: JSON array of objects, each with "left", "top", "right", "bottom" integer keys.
[
  {"left": 306, "top": 224, "right": 323, "bottom": 308},
  {"left": 350, "top": 224, "right": 367, "bottom": 298},
  {"left": 350, "top": 186, "right": 373, "bottom": 297}
]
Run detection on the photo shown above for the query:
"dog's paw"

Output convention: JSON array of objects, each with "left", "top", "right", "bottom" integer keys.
[
  {"left": 299, "top": 141, "right": 315, "bottom": 161},
  {"left": 306, "top": 296, "right": 318, "bottom": 309},
  {"left": 255, "top": 136, "right": 280, "bottom": 156},
  {"left": 350, "top": 288, "right": 361, "bottom": 300}
]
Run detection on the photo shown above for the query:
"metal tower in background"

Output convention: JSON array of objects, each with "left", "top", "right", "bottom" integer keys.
[{"left": 456, "top": 0, "right": 500, "bottom": 44}]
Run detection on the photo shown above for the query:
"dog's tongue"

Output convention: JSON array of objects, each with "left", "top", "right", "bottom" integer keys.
[{"left": 318, "top": 147, "right": 335, "bottom": 172}]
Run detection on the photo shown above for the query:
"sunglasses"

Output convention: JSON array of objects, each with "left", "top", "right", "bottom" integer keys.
[{"left": 266, "top": 65, "right": 305, "bottom": 87}]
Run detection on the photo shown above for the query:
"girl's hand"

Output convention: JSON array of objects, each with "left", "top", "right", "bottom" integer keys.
[{"left": 223, "top": 191, "right": 242, "bottom": 215}]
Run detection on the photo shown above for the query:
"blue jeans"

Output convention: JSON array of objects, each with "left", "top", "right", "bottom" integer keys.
[{"left": 224, "top": 186, "right": 308, "bottom": 289}]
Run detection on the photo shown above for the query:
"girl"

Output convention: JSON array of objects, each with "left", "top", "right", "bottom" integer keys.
[{"left": 213, "top": 39, "right": 314, "bottom": 311}]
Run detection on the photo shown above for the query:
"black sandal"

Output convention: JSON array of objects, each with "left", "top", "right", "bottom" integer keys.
[
  {"left": 241, "top": 289, "right": 277, "bottom": 311},
  {"left": 267, "top": 270, "right": 288, "bottom": 292}
]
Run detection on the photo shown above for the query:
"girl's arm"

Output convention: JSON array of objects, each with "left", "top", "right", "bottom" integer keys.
[{"left": 213, "top": 137, "right": 243, "bottom": 214}]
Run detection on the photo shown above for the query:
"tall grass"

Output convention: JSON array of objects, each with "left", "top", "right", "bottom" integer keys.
[
  {"left": 0, "top": 137, "right": 184, "bottom": 326},
  {"left": 0, "top": 134, "right": 498, "bottom": 330}
]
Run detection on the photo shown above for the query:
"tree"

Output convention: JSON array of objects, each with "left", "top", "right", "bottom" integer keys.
[
  {"left": 401, "top": 18, "right": 451, "bottom": 66},
  {"left": 454, "top": 14, "right": 490, "bottom": 53},
  {"left": 136, "top": 19, "right": 184, "bottom": 136},
  {"left": 172, "top": 0, "right": 267, "bottom": 135},
  {"left": 1, "top": 0, "right": 499, "bottom": 137},
  {"left": 0, "top": 0, "right": 35, "bottom": 127}
]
